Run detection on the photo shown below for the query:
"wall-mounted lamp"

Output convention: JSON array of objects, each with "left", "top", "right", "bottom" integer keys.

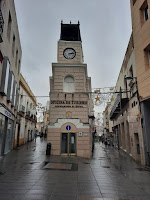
[{"left": 124, "top": 76, "right": 137, "bottom": 81}]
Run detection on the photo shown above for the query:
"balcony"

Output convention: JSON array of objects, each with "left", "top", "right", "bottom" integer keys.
[
  {"left": 26, "top": 111, "right": 30, "bottom": 117},
  {"left": 0, "top": 9, "right": 4, "bottom": 43},
  {"left": 34, "top": 115, "right": 37, "bottom": 121},
  {"left": 19, "top": 105, "right": 25, "bottom": 113},
  {"left": 110, "top": 94, "right": 129, "bottom": 120},
  {"left": 30, "top": 114, "right": 34, "bottom": 119}
]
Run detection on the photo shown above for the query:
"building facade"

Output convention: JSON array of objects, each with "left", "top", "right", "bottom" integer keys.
[
  {"left": 48, "top": 22, "right": 93, "bottom": 158},
  {"left": 103, "top": 103, "right": 113, "bottom": 145},
  {"left": 14, "top": 74, "right": 37, "bottom": 147},
  {"left": 43, "top": 101, "right": 49, "bottom": 135},
  {"left": 0, "top": 0, "right": 22, "bottom": 155},
  {"left": 110, "top": 34, "right": 145, "bottom": 165},
  {"left": 130, "top": 0, "right": 150, "bottom": 165},
  {"left": 36, "top": 122, "right": 44, "bottom": 135}
]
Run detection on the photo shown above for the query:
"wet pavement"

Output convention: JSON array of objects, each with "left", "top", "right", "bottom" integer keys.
[{"left": 0, "top": 138, "right": 150, "bottom": 200}]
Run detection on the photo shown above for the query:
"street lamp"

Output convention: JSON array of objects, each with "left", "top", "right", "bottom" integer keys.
[
  {"left": 124, "top": 76, "right": 135, "bottom": 80},
  {"left": 124, "top": 76, "right": 138, "bottom": 95},
  {"left": 124, "top": 76, "right": 137, "bottom": 82}
]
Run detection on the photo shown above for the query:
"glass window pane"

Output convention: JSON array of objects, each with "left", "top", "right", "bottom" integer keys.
[
  {"left": 4, "top": 60, "right": 10, "bottom": 95},
  {"left": 61, "top": 133, "right": 68, "bottom": 154},
  {"left": 4, "top": 119, "right": 14, "bottom": 154},
  {"left": 70, "top": 133, "right": 76, "bottom": 154},
  {"left": 0, "top": 114, "right": 5, "bottom": 155}
]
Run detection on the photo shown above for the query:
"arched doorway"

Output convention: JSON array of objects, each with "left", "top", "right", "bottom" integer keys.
[{"left": 61, "top": 123, "right": 77, "bottom": 156}]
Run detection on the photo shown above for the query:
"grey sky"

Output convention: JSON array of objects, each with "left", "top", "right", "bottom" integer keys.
[{"left": 14, "top": 0, "right": 132, "bottom": 112}]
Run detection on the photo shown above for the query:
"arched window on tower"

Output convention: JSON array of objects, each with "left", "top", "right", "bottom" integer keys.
[{"left": 64, "top": 76, "right": 75, "bottom": 93}]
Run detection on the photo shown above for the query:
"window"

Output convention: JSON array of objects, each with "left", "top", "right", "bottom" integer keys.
[
  {"left": 63, "top": 76, "right": 75, "bottom": 93},
  {"left": 7, "top": 12, "right": 12, "bottom": 41},
  {"left": 26, "top": 102, "right": 29, "bottom": 112},
  {"left": 144, "top": 5, "right": 149, "bottom": 21},
  {"left": 18, "top": 60, "right": 20, "bottom": 75},
  {"left": 140, "top": 1, "right": 149, "bottom": 25},
  {"left": 0, "top": 51, "right": 3, "bottom": 63},
  {"left": 148, "top": 50, "right": 150, "bottom": 66},
  {"left": 129, "top": 66, "right": 134, "bottom": 78},
  {"left": 132, "top": 0, "right": 136, "bottom": 6},
  {"left": 15, "top": 88, "right": 20, "bottom": 110},
  {"left": 12, "top": 35, "right": 15, "bottom": 57},
  {"left": 0, "top": 58, "right": 10, "bottom": 95},
  {"left": 12, "top": 82, "right": 17, "bottom": 106},
  {"left": 4, "top": 60, "right": 10, "bottom": 95},
  {"left": 144, "top": 46, "right": 150, "bottom": 69},
  {"left": 15, "top": 50, "right": 18, "bottom": 68},
  {"left": 10, "top": 73, "right": 14, "bottom": 102}
]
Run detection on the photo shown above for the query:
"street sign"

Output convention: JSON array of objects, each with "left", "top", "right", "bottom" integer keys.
[{"left": 66, "top": 125, "right": 71, "bottom": 131}]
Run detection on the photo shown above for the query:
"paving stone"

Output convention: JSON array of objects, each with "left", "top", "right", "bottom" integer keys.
[{"left": 0, "top": 139, "right": 150, "bottom": 200}]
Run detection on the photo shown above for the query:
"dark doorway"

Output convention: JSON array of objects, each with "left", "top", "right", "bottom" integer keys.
[
  {"left": 61, "top": 133, "right": 76, "bottom": 155},
  {"left": 17, "top": 125, "right": 20, "bottom": 147}
]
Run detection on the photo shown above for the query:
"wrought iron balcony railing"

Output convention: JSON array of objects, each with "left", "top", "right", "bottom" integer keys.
[{"left": 0, "top": 8, "right": 4, "bottom": 43}]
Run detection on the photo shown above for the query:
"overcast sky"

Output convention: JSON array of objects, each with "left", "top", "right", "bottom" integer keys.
[{"left": 14, "top": 0, "right": 132, "bottom": 113}]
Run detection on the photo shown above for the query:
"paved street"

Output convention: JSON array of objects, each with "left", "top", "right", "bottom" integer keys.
[{"left": 0, "top": 138, "right": 150, "bottom": 200}]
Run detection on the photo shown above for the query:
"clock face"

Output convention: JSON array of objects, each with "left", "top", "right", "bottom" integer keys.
[{"left": 63, "top": 48, "right": 76, "bottom": 59}]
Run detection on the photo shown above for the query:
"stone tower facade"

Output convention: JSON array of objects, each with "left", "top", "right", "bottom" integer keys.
[{"left": 48, "top": 22, "right": 93, "bottom": 158}]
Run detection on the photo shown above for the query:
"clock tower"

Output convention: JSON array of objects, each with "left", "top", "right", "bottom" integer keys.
[{"left": 48, "top": 22, "right": 93, "bottom": 158}]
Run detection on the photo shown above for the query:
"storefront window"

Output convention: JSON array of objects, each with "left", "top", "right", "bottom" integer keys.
[
  {"left": 4, "top": 119, "right": 14, "bottom": 154},
  {"left": 0, "top": 114, "right": 5, "bottom": 155}
]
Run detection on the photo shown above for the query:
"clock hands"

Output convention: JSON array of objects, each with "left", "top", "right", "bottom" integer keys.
[{"left": 63, "top": 48, "right": 76, "bottom": 59}]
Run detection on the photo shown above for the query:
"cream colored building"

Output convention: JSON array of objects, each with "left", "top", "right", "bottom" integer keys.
[
  {"left": 48, "top": 22, "right": 93, "bottom": 158},
  {"left": 130, "top": 0, "right": 150, "bottom": 166},
  {"left": 15, "top": 74, "right": 37, "bottom": 147},
  {"left": 110, "top": 34, "right": 145, "bottom": 165},
  {"left": 43, "top": 101, "right": 49, "bottom": 135},
  {"left": 103, "top": 103, "right": 113, "bottom": 144},
  {"left": 0, "top": 0, "right": 22, "bottom": 155}
]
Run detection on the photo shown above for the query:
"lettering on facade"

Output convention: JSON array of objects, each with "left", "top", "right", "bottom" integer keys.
[{"left": 51, "top": 100, "right": 87, "bottom": 108}]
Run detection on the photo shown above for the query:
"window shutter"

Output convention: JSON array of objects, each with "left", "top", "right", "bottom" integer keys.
[
  {"left": 15, "top": 88, "right": 19, "bottom": 110},
  {"left": 7, "top": 71, "right": 13, "bottom": 102},
  {"left": 0, "top": 57, "right": 10, "bottom": 95},
  {"left": 11, "top": 80, "right": 16, "bottom": 106}
]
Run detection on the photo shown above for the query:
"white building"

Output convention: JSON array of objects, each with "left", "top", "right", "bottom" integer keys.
[
  {"left": 0, "top": 0, "right": 22, "bottom": 155},
  {"left": 14, "top": 74, "right": 37, "bottom": 147}
]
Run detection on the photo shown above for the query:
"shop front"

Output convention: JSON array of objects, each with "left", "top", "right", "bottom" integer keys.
[{"left": 0, "top": 104, "right": 15, "bottom": 156}]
